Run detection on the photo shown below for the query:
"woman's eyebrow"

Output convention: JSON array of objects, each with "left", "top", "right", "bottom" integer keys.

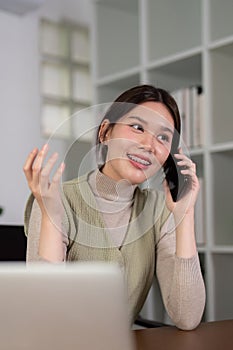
[
  {"left": 128, "top": 116, "right": 174, "bottom": 135},
  {"left": 128, "top": 115, "right": 148, "bottom": 125},
  {"left": 160, "top": 126, "right": 174, "bottom": 135}
]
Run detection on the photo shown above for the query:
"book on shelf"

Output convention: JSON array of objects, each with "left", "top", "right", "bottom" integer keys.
[
  {"left": 189, "top": 86, "right": 196, "bottom": 147},
  {"left": 171, "top": 86, "right": 204, "bottom": 149},
  {"left": 183, "top": 87, "right": 192, "bottom": 147},
  {"left": 193, "top": 88, "right": 204, "bottom": 147}
]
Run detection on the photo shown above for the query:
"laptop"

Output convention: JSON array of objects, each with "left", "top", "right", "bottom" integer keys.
[{"left": 0, "top": 262, "right": 136, "bottom": 350}]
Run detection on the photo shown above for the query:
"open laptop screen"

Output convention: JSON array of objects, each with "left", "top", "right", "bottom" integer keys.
[{"left": 0, "top": 262, "right": 136, "bottom": 350}]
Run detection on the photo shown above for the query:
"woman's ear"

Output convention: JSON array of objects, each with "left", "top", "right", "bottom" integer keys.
[{"left": 98, "top": 119, "right": 111, "bottom": 143}]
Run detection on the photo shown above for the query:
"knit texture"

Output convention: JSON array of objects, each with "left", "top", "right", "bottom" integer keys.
[{"left": 24, "top": 171, "right": 205, "bottom": 329}]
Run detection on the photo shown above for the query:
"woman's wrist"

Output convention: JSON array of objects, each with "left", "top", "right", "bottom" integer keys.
[
  {"left": 173, "top": 207, "right": 194, "bottom": 227},
  {"left": 39, "top": 212, "right": 64, "bottom": 262},
  {"left": 41, "top": 207, "right": 64, "bottom": 229},
  {"left": 174, "top": 209, "right": 197, "bottom": 258}
]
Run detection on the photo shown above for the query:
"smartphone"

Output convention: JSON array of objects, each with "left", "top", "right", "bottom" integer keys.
[{"left": 164, "top": 153, "right": 191, "bottom": 202}]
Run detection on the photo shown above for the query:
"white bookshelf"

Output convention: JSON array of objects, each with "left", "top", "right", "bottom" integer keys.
[{"left": 91, "top": 0, "right": 233, "bottom": 323}]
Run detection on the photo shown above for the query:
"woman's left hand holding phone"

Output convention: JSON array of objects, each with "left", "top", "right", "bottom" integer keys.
[
  {"left": 163, "top": 148, "right": 199, "bottom": 217},
  {"left": 163, "top": 148, "right": 200, "bottom": 258}
]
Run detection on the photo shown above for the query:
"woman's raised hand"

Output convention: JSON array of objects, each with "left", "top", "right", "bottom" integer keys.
[{"left": 23, "top": 144, "right": 65, "bottom": 219}]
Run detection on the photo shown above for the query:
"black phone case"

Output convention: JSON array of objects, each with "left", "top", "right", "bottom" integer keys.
[{"left": 164, "top": 154, "right": 190, "bottom": 202}]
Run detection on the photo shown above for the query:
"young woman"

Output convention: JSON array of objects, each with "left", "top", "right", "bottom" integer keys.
[{"left": 24, "top": 85, "right": 205, "bottom": 330}]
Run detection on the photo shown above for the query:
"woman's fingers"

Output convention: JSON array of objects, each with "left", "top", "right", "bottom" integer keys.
[
  {"left": 24, "top": 144, "right": 65, "bottom": 189},
  {"left": 23, "top": 145, "right": 66, "bottom": 219},
  {"left": 24, "top": 144, "right": 55, "bottom": 192},
  {"left": 32, "top": 144, "right": 48, "bottom": 173},
  {"left": 176, "top": 158, "right": 194, "bottom": 168},
  {"left": 174, "top": 153, "right": 196, "bottom": 174},
  {"left": 174, "top": 150, "right": 199, "bottom": 188},
  {"left": 29, "top": 144, "right": 49, "bottom": 193},
  {"left": 51, "top": 162, "right": 65, "bottom": 185},
  {"left": 23, "top": 147, "right": 39, "bottom": 182},
  {"left": 40, "top": 152, "right": 59, "bottom": 188},
  {"left": 179, "top": 163, "right": 196, "bottom": 177}
]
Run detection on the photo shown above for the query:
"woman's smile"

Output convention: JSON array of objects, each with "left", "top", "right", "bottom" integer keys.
[{"left": 127, "top": 153, "right": 152, "bottom": 169}]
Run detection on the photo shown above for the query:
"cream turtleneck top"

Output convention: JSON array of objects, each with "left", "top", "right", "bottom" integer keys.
[{"left": 88, "top": 169, "right": 137, "bottom": 247}]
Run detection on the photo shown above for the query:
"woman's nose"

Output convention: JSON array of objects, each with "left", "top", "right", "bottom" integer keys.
[{"left": 141, "top": 132, "right": 155, "bottom": 152}]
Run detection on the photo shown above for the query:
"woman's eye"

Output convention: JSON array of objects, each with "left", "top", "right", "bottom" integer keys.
[
  {"left": 130, "top": 124, "right": 144, "bottom": 132},
  {"left": 157, "top": 134, "right": 170, "bottom": 143}
]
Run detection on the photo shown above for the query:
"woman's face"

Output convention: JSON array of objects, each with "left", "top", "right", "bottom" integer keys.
[{"left": 99, "top": 101, "right": 175, "bottom": 184}]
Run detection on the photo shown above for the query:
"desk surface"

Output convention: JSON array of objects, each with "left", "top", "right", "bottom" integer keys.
[{"left": 134, "top": 320, "right": 233, "bottom": 350}]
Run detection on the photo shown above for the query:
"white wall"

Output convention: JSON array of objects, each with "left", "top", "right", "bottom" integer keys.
[{"left": 0, "top": 0, "right": 92, "bottom": 224}]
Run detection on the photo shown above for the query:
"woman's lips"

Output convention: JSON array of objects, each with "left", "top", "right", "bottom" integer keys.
[{"left": 127, "top": 153, "right": 152, "bottom": 170}]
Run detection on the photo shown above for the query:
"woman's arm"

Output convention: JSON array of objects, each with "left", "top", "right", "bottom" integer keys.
[
  {"left": 157, "top": 149, "right": 206, "bottom": 329},
  {"left": 163, "top": 148, "right": 200, "bottom": 259},
  {"left": 26, "top": 199, "right": 68, "bottom": 262},
  {"left": 156, "top": 222, "right": 206, "bottom": 330}
]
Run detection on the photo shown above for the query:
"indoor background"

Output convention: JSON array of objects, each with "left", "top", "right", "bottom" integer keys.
[{"left": 0, "top": 0, "right": 232, "bottom": 325}]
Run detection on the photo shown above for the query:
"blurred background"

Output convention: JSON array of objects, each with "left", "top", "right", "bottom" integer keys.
[{"left": 0, "top": 0, "right": 232, "bottom": 325}]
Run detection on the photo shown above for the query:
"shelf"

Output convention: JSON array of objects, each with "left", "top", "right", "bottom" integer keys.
[
  {"left": 147, "top": 0, "right": 202, "bottom": 61},
  {"left": 211, "top": 150, "right": 233, "bottom": 245},
  {"left": 212, "top": 246, "right": 233, "bottom": 254},
  {"left": 208, "top": 35, "right": 233, "bottom": 51},
  {"left": 209, "top": 42, "right": 233, "bottom": 144},
  {"left": 197, "top": 246, "right": 207, "bottom": 253},
  {"left": 95, "top": 66, "right": 141, "bottom": 86},
  {"left": 213, "top": 253, "right": 233, "bottom": 320},
  {"left": 147, "top": 53, "right": 202, "bottom": 92},
  {"left": 96, "top": 72, "right": 140, "bottom": 103},
  {"left": 147, "top": 47, "right": 203, "bottom": 71},
  {"left": 209, "top": 142, "right": 233, "bottom": 153},
  {"left": 95, "top": 0, "right": 137, "bottom": 12},
  {"left": 95, "top": 0, "right": 139, "bottom": 78},
  {"left": 209, "top": 0, "right": 233, "bottom": 42},
  {"left": 190, "top": 147, "right": 204, "bottom": 156}
]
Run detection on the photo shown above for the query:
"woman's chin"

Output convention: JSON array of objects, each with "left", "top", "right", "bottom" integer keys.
[{"left": 123, "top": 169, "right": 151, "bottom": 185}]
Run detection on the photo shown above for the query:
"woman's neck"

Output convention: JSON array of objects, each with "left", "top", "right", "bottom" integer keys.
[{"left": 88, "top": 168, "right": 136, "bottom": 202}]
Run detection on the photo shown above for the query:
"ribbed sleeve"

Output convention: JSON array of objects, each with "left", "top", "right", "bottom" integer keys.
[{"left": 156, "top": 230, "right": 206, "bottom": 330}]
